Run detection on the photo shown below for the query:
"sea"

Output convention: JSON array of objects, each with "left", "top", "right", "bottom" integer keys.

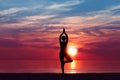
[{"left": 0, "top": 60, "right": 120, "bottom": 73}]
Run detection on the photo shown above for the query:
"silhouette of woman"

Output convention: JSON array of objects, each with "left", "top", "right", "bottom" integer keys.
[{"left": 59, "top": 28, "right": 73, "bottom": 74}]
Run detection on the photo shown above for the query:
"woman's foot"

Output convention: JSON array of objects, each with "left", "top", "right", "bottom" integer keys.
[{"left": 64, "top": 60, "right": 73, "bottom": 63}]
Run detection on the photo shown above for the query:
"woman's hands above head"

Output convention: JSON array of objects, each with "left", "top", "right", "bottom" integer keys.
[{"left": 63, "top": 28, "right": 65, "bottom": 33}]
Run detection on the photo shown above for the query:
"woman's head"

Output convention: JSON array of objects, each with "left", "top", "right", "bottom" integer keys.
[{"left": 62, "top": 36, "right": 66, "bottom": 41}]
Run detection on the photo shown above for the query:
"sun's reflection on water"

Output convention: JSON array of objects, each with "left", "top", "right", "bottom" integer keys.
[
  {"left": 71, "top": 61, "right": 76, "bottom": 69},
  {"left": 66, "top": 60, "right": 80, "bottom": 73}
]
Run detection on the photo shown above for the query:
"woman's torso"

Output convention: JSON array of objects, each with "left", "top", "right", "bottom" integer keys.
[{"left": 60, "top": 42, "right": 67, "bottom": 53}]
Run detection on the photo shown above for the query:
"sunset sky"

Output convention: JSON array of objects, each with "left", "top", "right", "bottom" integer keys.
[{"left": 0, "top": 0, "right": 120, "bottom": 73}]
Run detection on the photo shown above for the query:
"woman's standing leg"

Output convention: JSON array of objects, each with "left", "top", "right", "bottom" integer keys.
[{"left": 60, "top": 52, "right": 64, "bottom": 74}]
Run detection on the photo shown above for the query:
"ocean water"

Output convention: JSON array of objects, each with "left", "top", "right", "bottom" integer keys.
[{"left": 0, "top": 60, "right": 120, "bottom": 73}]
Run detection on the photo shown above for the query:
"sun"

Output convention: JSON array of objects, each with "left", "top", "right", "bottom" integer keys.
[{"left": 67, "top": 46, "right": 78, "bottom": 57}]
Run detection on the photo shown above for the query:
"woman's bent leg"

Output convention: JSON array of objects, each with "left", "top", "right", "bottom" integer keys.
[{"left": 64, "top": 53, "right": 73, "bottom": 62}]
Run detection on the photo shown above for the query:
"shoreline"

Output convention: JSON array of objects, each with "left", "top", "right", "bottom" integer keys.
[{"left": 0, "top": 73, "right": 120, "bottom": 80}]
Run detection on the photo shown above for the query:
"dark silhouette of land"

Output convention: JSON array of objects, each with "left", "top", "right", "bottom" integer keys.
[
  {"left": 59, "top": 28, "right": 73, "bottom": 74},
  {"left": 0, "top": 73, "right": 120, "bottom": 80}
]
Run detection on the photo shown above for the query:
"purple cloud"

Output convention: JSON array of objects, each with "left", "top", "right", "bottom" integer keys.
[{"left": 0, "top": 39, "right": 22, "bottom": 47}]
